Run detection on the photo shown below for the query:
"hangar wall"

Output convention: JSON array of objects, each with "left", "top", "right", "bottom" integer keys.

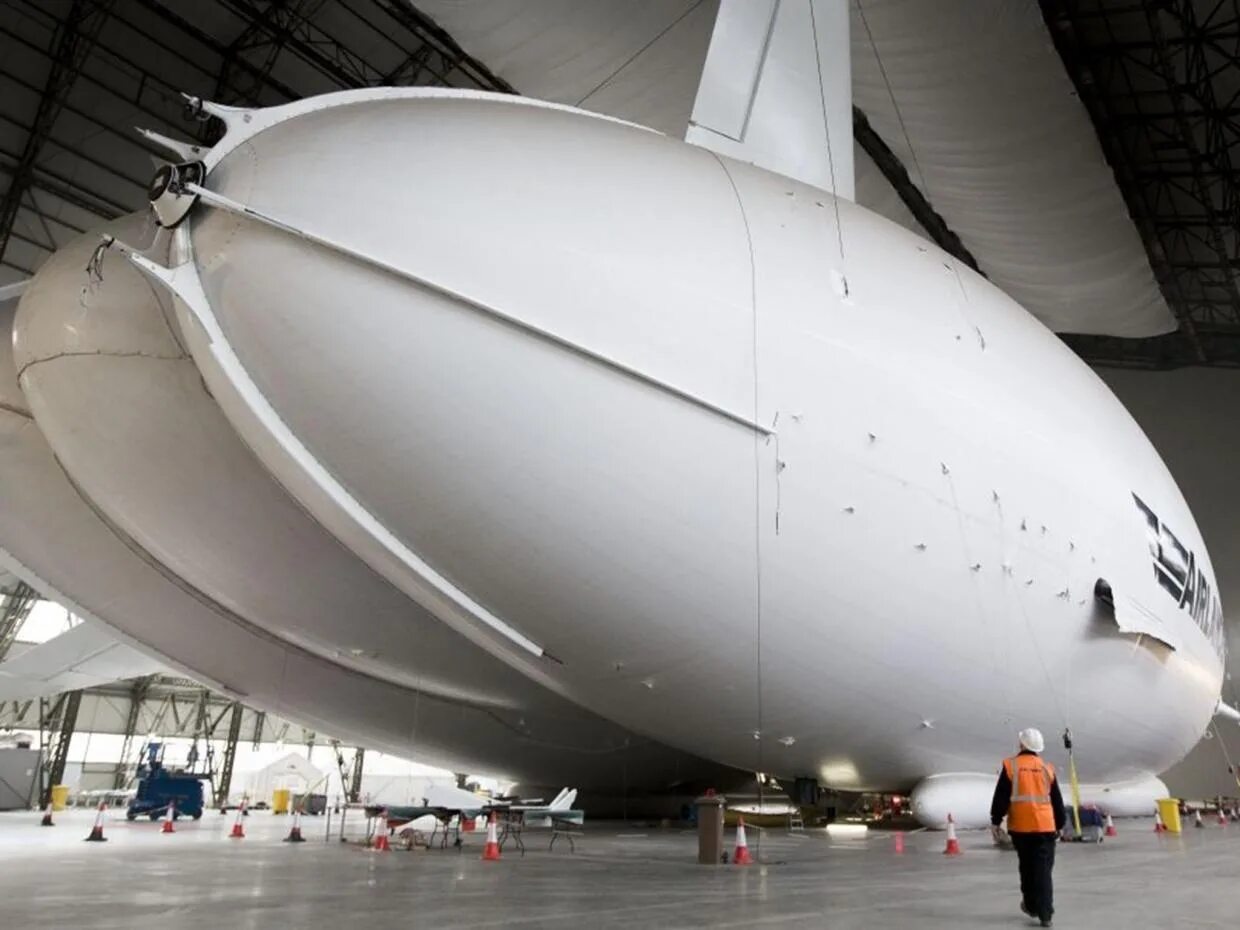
[{"left": 1104, "top": 367, "right": 1240, "bottom": 798}]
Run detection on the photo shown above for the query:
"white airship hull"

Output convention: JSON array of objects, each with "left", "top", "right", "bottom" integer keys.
[
  {"left": 91, "top": 88, "right": 1220, "bottom": 793},
  {"left": 1, "top": 292, "right": 717, "bottom": 792}
]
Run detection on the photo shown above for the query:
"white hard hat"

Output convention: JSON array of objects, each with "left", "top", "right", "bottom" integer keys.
[{"left": 1018, "top": 728, "right": 1045, "bottom": 753}]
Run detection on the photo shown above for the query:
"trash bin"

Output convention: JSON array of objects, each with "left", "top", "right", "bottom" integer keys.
[
  {"left": 1157, "top": 797, "right": 1182, "bottom": 833},
  {"left": 694, "top": 792, "right": 726, "bottom": 865},
  {"left": 272, "top": 788, "right": 291, "bottom": 815},
  {"left": 50, "top": 784, "right": 69, "bottom": 811}
]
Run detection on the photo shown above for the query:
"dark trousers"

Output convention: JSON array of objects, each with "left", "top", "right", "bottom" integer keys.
[{"left": 1011, "top": 832, "right": 1056, "bottom": 920}]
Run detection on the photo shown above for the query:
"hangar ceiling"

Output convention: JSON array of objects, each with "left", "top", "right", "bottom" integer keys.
[
  {"left": 1, "top": 0, "right": 1237, "bottom": 368},
  {"left": 0, "top": 0, "right": 510, "bottom": 288},
  {"left": 1043, "top": 0, "right": 1240, "bottom": 368}
]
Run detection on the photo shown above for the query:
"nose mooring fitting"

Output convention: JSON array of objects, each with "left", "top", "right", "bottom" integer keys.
[{"left": 148, "top": 160, "right": 205, "bottom": 228}]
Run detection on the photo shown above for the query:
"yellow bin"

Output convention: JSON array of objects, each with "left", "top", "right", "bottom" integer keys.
[
  {"left": 50, "top": 785, "right": 69, "bottom": 811},
  {"left": 1157, "top": 798, "right": 1182, "bottom": 834},
  {"left": 272, "top": 788, "right": 291, "bottom": 815}
]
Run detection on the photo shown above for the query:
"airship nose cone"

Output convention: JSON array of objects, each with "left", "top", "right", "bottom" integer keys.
[{"left": 167, "top": 91, "right": 773, "bottom": 759}]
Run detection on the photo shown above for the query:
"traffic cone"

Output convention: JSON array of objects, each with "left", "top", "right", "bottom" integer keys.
[
  {"left": 40, "top": 805, "right": 53, "bottom": 827},
  {"left": 943, "top": 813, "right": 961, "bottom": 855},
  {"left": 1194, "top": 809, "right": 1204, "bottom": 828},
  {"left": 229, "top": 801, "right": 246, "bottom": 839},
  {"left": 1218, "top": 808, "right": 1228, "bottom": 827},
  {"left": 733, "top": 817, "right": 753, "bottom": 865},
  {"left": 462, "top": 817, "right": 476, "bottom": 833},
  {"left": 84, "top": 801, "right": 107, "bottom": 842},
  {"left": 161, "top": 802, "right": 176, "bottom": 834},
  {"left": 1154, "top": 808, "right": 1166, "bottom": 833},
  {"left": 284, "top": 808, "right": 305, "bottom": 843},
  {"left": 1104, "top": 814, "right": 1117, "bottom": 837},
  {"left": 372, "top": 809, "right": 391, "bottom": 852},
  {"left": 481, "top": 811, "right": 501, "bottom": 861}
]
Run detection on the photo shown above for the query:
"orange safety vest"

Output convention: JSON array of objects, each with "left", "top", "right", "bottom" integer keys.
[{"left": 1003, "top": 754, "right": 1057, "bottom": 833}]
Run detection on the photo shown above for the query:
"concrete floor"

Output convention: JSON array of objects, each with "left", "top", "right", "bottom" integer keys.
[{"left": 0, "top": 808, "right": 1236, "bottom": 928}]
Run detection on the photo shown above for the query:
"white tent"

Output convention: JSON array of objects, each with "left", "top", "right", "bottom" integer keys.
[{"left": 236, "top": 752, "right": 325, "bottom": 806}]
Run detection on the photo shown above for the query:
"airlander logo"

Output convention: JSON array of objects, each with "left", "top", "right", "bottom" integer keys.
[{"left": 1133, "top": 494, "right": 1226, "bottom": 661}]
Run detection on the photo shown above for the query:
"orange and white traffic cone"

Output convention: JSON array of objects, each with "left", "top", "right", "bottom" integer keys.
[
  {"left": 372, "top": 809, "right": 391, "bottom": 852},
  {"left": 481, "top": 811, "right": 501, "bottom": 861},
  {"left": 161, "top": 802, "right": 176, "bottom": 834},
  {"left": 462, "top": 817, "right": 476, "bottom": 833},
  {"left": 733, "top": 817, "right": 754, "bottom": 865},
  {"left": 229, "top": 800, "right": 247, "bottom": 839},
  {"left": 943, "top": 813, "right": 961, "bottom": 855},
  {"left": 1104, "top": 814, "right": 1117, "bottom": 837},
  {"left": 1194, "top": 809, "right": 1205, "bottom": 828},
  {"left": 1218, "top": 808, "right": 1228, "bottom": 827},
  {"left": 84, "top": 801, "right": 107, "bottom": 842},
  {"left": 40, "top": 804, "right": 54, "bottom": 827},
  {"left": 284, "top": 807, "right": 305, "bottom": 843},
  {"left": 1154, "top": 808, "right": 1167, "bottom": 833}
]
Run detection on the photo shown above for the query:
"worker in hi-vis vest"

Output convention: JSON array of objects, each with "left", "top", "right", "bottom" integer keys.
[{"left": 990, "top": 728, "right": 1066, "bottom": 928}]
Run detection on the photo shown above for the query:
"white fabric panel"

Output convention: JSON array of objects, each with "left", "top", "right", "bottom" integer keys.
[
  {"left": 415, "top": 0, "right": 719, "bottom": 136},
  {"left": 850, "top": 0, "right": 1173, "bottom": 337},
  {"left": 414, "top": 0, "right": 1172, "bottom": 337},
  {"left": 0, "top": 621, "right": 167, "bottom": 699},
  {"left": 686, "top": 0, "right": 854, "bottom": 199}
]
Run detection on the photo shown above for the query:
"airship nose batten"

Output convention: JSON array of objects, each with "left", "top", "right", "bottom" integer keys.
[
  {"left": 13, "top": 216, "right": 609, "bottom": 713},
  {"left": 2, "top": 271, "right": 711, "bottom": 789}
]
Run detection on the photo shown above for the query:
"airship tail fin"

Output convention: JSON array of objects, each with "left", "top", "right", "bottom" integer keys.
[{"left": 686, "top": 0, "right": 853, "bottom": 200}]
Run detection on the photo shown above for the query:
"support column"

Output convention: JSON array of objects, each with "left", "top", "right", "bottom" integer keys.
[
  {"left": 0, "top": 582, "right": 39, "bottom": 662},
  {"left": 41, "top": 690, "right": 82, "bottom": 809},
  {"left": 348, "top": 748, "right": 365, "bottom": 803},
  {"left": 112, "top": 676, "right": 153, "bottom": 789},
  {"left": 215, "top": 701, "right": 243, "bottom": 809}
]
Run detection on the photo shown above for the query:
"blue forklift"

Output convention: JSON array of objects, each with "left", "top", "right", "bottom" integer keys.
[{"left": 126, "top": 743, "right": 208, "bottom": 821}]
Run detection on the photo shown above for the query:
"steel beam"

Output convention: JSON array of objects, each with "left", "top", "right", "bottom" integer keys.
[
  {"left": 0, "top": 582, "right": 39, "bottom": 662},
  {"left": 111, "top": 675, "right": 154, "bottom": 789},
  {"left": 215, "top": 701, "right": 244, "bottom": 808},
  {"left": 251, "top": 709, "right": 266, "bottom": 749},
  {"left": 1039, "top": 0, "right": 1240, "bottom": 367},
  {"left": 348, "top": 747, "right": 365, "bottom": 803},
  {"left": 40, "top": 690, "right": 82, "bottom": 808},
  {"left": 0, "top": 0, "right": 114, "bottom": 265}
]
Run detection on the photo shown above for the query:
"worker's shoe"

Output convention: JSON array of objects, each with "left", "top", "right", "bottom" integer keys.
[{"left": 1039, "top": 919, "right": 1052, "bottom": 928}]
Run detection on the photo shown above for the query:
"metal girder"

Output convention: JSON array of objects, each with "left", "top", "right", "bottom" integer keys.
[
  {"left": 1040, "top": 0, "right": 1240, "bottom": 368},
  {"left": 129, "top": 0, "right": 301, "bottom": 105},
  {"left": 0, "top": 0, "right": 114, "bottom": 265},
  {"left": 251, "top": 709, "right": 266, "bottom": 749},
  {"left": 215, "top": 701, "right": 244, "bottom": 808},
  {"left": 0, "top": 582, "right": 39, "bottom": 662},
  {"left": 40, "top": 690, "right": 82, "bottom": 808},
  {"left": 852, "top": 106, "right": 984, "bottom": 276},
  {"left": 348, "top": 747, "right": 365, "bottom": 802},
  {"left": 213, "top": 0, "right": 319, "bottom": 106},
  {"left": 112, "top": 675, "right": 154, "bottom": 789},
  {"left": 214, "top": 0, "right": 371, "bottom": 89},
  {"left": 0, "top": 149, "right": 127, "bottom": 219},
  {"left": 369, "top": 0, "right": 516, "bottom": 92}
]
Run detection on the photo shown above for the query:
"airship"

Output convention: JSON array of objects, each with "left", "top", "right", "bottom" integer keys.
[{"left": 6, "top": 7, "right": 1230, "bottom": 826}]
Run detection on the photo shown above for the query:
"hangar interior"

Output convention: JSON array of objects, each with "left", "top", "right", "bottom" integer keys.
[{"left": 0, "top": 1, "right": 1239, "bottom": 927}]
